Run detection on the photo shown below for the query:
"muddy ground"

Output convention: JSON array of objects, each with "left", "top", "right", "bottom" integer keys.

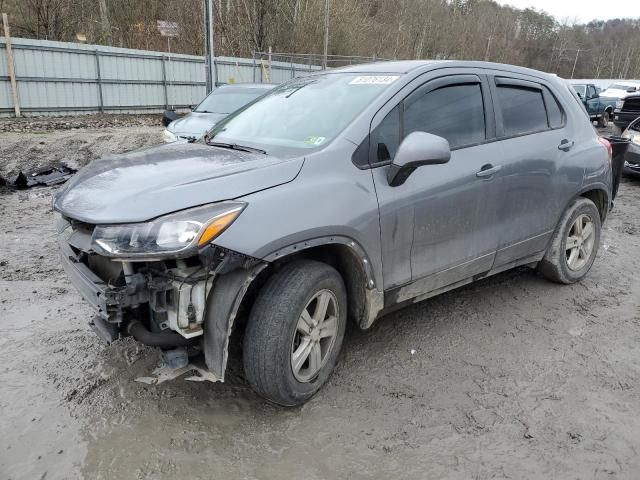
[{"left": 2, "top": 120, "right": 640, "bottom": 479}]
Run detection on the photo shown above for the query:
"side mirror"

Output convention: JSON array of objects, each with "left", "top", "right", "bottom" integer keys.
[
  {"left": 387, "top": 131, "right": 451, "bottom": 187},
  {"left": 162, "top": 109, "right": 179, "bottom": 127},
  {"left": 591, "top": 92, "right": 599, "bottom": 99}
]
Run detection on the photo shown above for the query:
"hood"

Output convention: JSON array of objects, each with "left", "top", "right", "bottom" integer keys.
[
  {"left": 600, "top": 88, "right": 638, "bottom": 100},
  {"left": 54, "top": 143, "right": 304, "bottom": 224},
  {"left": 168, "top": 111, "right": 227, "bottom": 137}
]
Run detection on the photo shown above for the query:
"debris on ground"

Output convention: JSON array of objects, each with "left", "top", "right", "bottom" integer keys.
[{"left": 5, "top": 164, "right": 77, "bottom": 189}]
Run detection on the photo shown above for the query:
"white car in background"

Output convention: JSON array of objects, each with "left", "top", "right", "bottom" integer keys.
[{"left": 599, "top": 81, "right": 640, "bottom": 100}]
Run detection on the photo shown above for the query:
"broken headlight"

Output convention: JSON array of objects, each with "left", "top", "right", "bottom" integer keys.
[{"left": 91, "top": 201, "right": 246, "bottom": 258}]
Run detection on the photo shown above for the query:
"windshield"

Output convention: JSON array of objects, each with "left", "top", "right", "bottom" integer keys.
[
  {"left": 572, "top": 85, "right": 586, "bottom": 97},
  {"left": 207, "top": 73, "right": 400, "bottom": 150},
  {"left": 195, "top": 89, "right": 264, "bottom": 114}
]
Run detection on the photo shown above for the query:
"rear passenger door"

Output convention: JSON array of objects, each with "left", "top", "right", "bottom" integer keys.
[{"left": 489, "top": 76, "right": 568, "bottom": 267}]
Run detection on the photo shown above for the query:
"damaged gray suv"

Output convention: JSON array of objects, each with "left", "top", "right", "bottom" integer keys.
[{"left": 55, "top": 61, "right": 612, "bottom": 406}]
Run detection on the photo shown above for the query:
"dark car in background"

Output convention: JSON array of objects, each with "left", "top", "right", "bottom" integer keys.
[
  {"left": 163, "top": 83, "right": 274, "bottom": 142},
  {"left": 622, "top": 116, "right": 640, "bottom": 176},
  {"left": 570, "top": 82, "right": 616, "bottom": 127},
  {"left": 613, "top": 93, "right": 640, "bottom": 135}
]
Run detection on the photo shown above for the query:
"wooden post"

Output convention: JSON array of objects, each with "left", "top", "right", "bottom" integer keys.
[{"left": 2, "top": 13, "right": 20, "bottom": 117}]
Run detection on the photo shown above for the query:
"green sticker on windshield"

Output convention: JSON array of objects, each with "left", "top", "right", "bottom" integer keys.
[{"left": 304, "top": 136, "right": 326, "bottom": 146}]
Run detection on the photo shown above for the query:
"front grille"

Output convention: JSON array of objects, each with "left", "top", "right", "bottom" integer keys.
[{"left": 623, "top": 97, "right": 640, "bottom": 113}]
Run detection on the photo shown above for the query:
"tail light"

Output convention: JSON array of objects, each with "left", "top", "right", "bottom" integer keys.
[{"left": 598, "top": 137, "right": 613, "bottom": 165}]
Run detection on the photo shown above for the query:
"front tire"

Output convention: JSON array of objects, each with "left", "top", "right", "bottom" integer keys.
[
  {"left": 243, "top": 260, "right": 347, "bottom": 406},
  {"left": 538, "top": 197, "right": 601, "bottom": 284},
  {"left": 598, "top": 112, "right": 609, "bottom": 128}
]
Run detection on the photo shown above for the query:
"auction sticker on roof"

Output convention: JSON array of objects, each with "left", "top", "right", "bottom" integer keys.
[{"left": 349, "top": 75, "right": 400, "bottom": 85}]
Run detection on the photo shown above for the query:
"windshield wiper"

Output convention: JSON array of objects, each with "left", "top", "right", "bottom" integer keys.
[{"left": 207, "top": 141, "right": 266, "bottom": 155}]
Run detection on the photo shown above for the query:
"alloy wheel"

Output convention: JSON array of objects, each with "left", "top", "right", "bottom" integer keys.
[
  {"left": 565, "top": 214, "right": 595, "bottom": 271},
  {"left": 290, "top": 289, "right": 339, "bottom": 383}
]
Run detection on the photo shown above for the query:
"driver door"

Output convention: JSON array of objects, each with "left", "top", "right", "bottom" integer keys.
[{"left": 369, "top": 74, "right": 501, "bottom": 299}]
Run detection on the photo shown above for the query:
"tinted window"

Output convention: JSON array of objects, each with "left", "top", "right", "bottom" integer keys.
[
  {"left": 404, "top": 84, "right": 485, "bottom": 148},
  {"left": 370, "top": 105, "right": 401, "bottom": 163},
  {"left": 588, "top": 85, "right": 597, "bottom": 98},
  {"left": 497, "top": 85, "right": 548, "bottom": 136},
  {"left": 543, "top": 87, "right": 564, "bottom": 128}
]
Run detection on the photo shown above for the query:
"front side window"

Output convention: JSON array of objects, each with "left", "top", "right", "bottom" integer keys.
[
  {"left": 207, "top": 74, "right": 400, "bottom": 151},
  {"left": 369, "top": 82, "right": 486, "bottom": 164},
  {"left": 404, "top": 84, "right": 486, "bottom": 149},
  {"left": 496, "top": 85, "right": 548, "bottom": 137}
]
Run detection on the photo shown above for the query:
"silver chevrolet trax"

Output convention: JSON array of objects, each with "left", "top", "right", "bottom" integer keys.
[{"left": 54, "top": 61, "right": 612, "bottom": 406}]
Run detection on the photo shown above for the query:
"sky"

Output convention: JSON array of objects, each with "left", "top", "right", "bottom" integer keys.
[{"left": 496, "top": 0, "right": 640, "bottom": 24}]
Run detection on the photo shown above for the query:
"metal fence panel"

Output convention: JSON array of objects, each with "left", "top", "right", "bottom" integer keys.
[{"left": 0, "top": 38, "right": 322, "bottom": 117}]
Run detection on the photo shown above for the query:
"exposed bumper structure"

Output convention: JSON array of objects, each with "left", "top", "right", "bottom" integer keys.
[{"left": 57, "top": 216, "right": 266, "bottom": 379}]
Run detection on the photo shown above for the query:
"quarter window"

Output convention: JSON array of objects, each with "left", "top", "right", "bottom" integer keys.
[
  {"left": 496, "top": 85, "right": 548, "bottom": 137},
  {"left": 370, "top": 104, "right": 402, "bottom": 163},
  {"left": 543, "top": 87, "right": 564, "bottom": 128}
]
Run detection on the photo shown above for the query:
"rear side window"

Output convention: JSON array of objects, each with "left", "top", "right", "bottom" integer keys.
[
  {"left": 404, "top": 84, "right": 486, "bottom": 148},
  {"left": 496, "top": 85, "right": 548, "bottom": 137}
]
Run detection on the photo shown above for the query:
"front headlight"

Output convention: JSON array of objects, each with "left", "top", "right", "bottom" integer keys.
[
  {"left": 616, "top": 100, "right": 624, "bottom": 109},
  {"left": 163, "top": 129, "right": 177, "bottom": 143},
  {"left": 91, "top": 201, "right": 246, "bottom": 258}
]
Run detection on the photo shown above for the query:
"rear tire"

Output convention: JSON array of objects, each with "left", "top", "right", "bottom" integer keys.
[
  {"left": 243, "top": 260, "right": 347, "bottom": 406},
  {"left": 538, "top": 197, "right": 601, "bottom": 284}
]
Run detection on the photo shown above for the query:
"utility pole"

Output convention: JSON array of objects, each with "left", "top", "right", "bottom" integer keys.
[
  {"left": 322, "top": 0, "right": 330, "bottom": 69},
  {"left": 571, "top": 48, "right": 580, "bottom": 79},
  {"left": 484, "top": 35, "right": 492, "bottom": 62},
  {"left": 204, "top": 0, "right": 217, "bottom": 92},
  {"left": 2, "top": 13, "right": 20, "bottom": 117},
  {"left": 99, "top": 0, "right": 111, "bottom": 44}
]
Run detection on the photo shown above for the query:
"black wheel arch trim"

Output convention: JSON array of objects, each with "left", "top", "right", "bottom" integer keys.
[{"left": 262, "top": 235, "right": 378, "bottom": 289}]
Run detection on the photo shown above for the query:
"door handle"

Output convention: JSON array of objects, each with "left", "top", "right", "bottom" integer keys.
[
  {"left": 558, "top": 139, "right": 574, "bottom": 151},
  {"left": 476, "top": 164, "right": 502, "bottom": 178}
]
